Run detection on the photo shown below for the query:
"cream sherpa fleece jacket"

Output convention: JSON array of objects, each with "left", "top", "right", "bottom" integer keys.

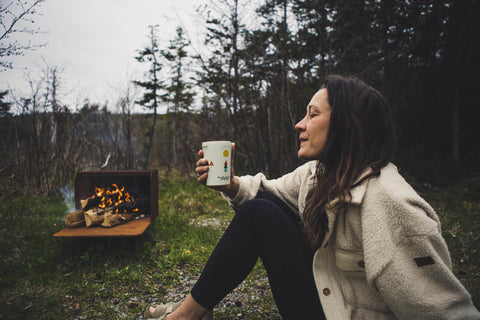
[{"left": 223, "top": 161, "right": 480, "bottom": 320}]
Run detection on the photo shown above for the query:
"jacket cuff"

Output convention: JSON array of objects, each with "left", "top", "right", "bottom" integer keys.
[{"left": 221, "top": 175, "right": 254, "bottom": 210}]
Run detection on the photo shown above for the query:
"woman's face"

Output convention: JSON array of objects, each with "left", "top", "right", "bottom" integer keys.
[{"left": 295, "top": 88, "right": 331, "bottom": 160}]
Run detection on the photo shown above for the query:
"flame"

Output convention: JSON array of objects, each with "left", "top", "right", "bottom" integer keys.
[{"left": 91, "top": 183, "right": 133, "bottom": 210}]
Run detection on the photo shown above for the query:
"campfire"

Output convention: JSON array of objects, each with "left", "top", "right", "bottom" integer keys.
[
  {"left": 54, "top": 170, "right": 158, "bottom": 238},
  {"left": 65, "top": 183, "right": 146, "bottom": 228}
]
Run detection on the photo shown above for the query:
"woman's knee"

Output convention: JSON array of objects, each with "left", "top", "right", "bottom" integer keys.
[
  {"left": 238, "top": 192, "right": 299, "bottom": 225},
  {"left": 237, "top": 196, "right": 279, "bottom": 218},
  {"left": 236, "top": 193, "right": 294, "bottom": 226}
]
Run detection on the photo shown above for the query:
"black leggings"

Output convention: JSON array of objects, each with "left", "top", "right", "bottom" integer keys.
[{"left": 191, "top": 192, "right": 326, "bottom": 320}]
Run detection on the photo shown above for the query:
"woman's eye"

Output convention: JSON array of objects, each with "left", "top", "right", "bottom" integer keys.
[{"left": 309, "top": 113, "right": 317, "bottom": 118}]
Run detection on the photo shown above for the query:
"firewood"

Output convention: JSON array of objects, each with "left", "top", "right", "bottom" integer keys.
[
  {"left": 80, "top": 196, "right": 102, "bottom": 210},
  {"left": 71, "top": 221, "right": 85, "bottom": 228},
  {"left": 82, "top": 194, "right": 129, "bottom": 211},
  {"left": 65, "top": 210, "right": 85, "bottom": 227},
  {"left": 79, "top": 191, "right": 141, "bottom": 228},
  {"left": 115, "top": 200, "right": 137, "bottom": 214},
  {"left": 102, "top": 213, "right": 136, "bottom": 228},
  {"left": 66, "top": 220, "right": 85, "bottom": 227},
  {"left": 66, "top": 220, "right": 85, "bottom": 228},
  {"left": 101, "top": 212, "right": 122, "bottom": 227},
  {"left": 84, "top": 210, "right": 104, "bottom": 227},
  {"left": 84, "top": 207, "right": 114, "bottom": 227}
]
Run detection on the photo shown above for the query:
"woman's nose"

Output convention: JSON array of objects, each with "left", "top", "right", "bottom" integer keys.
[{"left": 295, "top": 117, "right": 306, "bottom": 131}]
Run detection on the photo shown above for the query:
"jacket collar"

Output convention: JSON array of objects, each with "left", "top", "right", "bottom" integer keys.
[
  {"left": 326, "top": 166, "right": 374, "bottom": 209},
  {"left": 349, "top": 166, "right": 373, "bottom": 204}
]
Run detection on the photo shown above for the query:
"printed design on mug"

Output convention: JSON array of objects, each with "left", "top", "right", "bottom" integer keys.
[
  {"left": 203, "top": 141, "right": 231, "bottom": 186},
  {"left": 221, "top": 147, "right": 229, "bottom": 175}
]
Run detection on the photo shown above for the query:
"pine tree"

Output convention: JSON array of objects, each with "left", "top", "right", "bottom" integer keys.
[
  {"left": 162, "top": 26, "right": 195, "bottom": 169},
  {"left": 133, "top": 25, "right": 165, "bottom": 169},
  {"left": 0, "top": 90, "right": 12, "bottom": 117}
]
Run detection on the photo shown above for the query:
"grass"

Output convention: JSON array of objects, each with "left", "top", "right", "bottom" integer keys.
[
  {"left": 413, "top": 175, "right": 480, "bottom": 307},
  {"left": 0, "top": 173, "right": 274, "bottom": 320},
  {"left": 0, "top": 171, "right": 479, "bottom": 319}
]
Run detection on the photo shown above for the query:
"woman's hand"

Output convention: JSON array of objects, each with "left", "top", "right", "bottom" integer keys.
[{"left": 196, "top": 142, "right": 239, "bottom": 199}]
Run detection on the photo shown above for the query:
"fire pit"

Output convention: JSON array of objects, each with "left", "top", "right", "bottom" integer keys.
[{"left": 54, "top": 170, "right": 158, "bottom": 238}]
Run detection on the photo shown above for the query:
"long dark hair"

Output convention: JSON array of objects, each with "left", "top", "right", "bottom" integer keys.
[{"left": 303, "top": 75, "right": 396, "bottom": 248}]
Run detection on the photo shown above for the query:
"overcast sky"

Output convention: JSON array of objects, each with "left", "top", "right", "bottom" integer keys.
[{"left": 1, "top": 0, "right": 209, "bottom": 112}]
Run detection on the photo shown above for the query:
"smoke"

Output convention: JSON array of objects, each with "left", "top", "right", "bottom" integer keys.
[{"left": 59, "top": 184, "right": 75, "bottom": 214}]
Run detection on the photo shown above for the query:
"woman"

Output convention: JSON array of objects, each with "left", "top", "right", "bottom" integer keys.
[{"left": 146, "top": 75, "right": 480, "bottom": 319}]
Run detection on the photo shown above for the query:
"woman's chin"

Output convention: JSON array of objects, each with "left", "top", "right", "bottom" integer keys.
[
  {"left": 297, "top": 150, "right": 311, "bottom": 161},
  {"left": 298, "top": 149, "right": 321, "bottom": 161}
]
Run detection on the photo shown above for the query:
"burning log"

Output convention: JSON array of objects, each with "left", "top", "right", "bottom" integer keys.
[
  {"left": 64, "top": 183, "right": 145, "bottom": 229},
  {"left": 115, "top": 199, "right": 137, "bottom": 214},
  {"left": 83, "top": 200, "right": 143, "bottom": 227},
  {"left": 80, "top": 196, "right": 102, "bottom": 211},
  {"left": 81, "top": 184, "right": 131, "bottom": 210}
]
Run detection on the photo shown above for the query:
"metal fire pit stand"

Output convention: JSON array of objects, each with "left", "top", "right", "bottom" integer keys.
[{"left": 53, "top": 170, "right": 158, "bottom": 238}]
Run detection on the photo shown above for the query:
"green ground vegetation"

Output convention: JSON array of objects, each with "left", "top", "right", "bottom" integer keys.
[
  {"left": 0, "top": 173, "right": 275, "bottom": 320},
  {"left": 0, "top": 172, "right": 478, "bottom": 319}
]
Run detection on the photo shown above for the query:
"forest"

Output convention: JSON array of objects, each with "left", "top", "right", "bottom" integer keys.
[{"left": 1, "top": 0, "right": 479, "bottom": 196}]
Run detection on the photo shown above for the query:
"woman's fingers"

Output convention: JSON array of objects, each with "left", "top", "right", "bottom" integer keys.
[
  {"left": 197, "top": 172, "right": 208, "bottom": 184},
  {"left": 196, "top": 157, "right": 208, "bottom": 169},
  {"left": 196, "top": 161, "right": 209, "bottom": 175},
  {"left": 196, "top": 151, "right": 209, "bottom": 184},
  {"left": 196, "top": 167, "right": 208, "bottom": 184}
]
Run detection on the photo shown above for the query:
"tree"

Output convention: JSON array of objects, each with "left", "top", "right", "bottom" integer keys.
[
  {"left": 0, "top": 90, "right": 12, "bottom": 117},
  {"left": 0, "top": 90, "right": 13, "bottom": 175},
  {"left": 162, "top": 26, "right": 195, "bottom": 170},
  {"left": 133, "top": 25, "right": 165, "bottom": 169},
  {"left": 253, "top": 0, "right": 300, "bottom": 175},
  {"left": 441, "top": 0, "right": 480, "bottom": 165},
  {"left": 8, "top": 65, "right": 86, "bottom": 194},
  {"left": 0, "top": 0, "right": 46, "bottom": 71},
  {"left": 111, "top": 78, "right": 140, "bottom": 169},
  {"left": 197, "top": 0, "right": 262, "bottom": 173}
]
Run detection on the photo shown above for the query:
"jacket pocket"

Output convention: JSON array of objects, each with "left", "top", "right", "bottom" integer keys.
[
  {"left": 335, "top": 249, "right": 365, "bottom": 272},
  {"left": 335, "top": 249, "right": 391, "bottom": 313}
]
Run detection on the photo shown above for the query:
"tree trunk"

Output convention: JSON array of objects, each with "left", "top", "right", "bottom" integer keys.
[{"left": 452, "top": 82, "right": 460, "bottom": 166}]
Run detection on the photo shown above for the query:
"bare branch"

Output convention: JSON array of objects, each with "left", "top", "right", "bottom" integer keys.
[{"left": 0, "top": 0, "right": 47, "bottom": 70}]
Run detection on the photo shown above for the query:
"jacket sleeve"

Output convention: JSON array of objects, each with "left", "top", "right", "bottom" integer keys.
[
  {"left": 222, "top": 161, "right": 316, "bottom": 214},
  {"left": 361, "top": 179, "right": 480, "bottom": 319},
  {"left": 374, "top": 230, "right": 480, "bottom": 319}
]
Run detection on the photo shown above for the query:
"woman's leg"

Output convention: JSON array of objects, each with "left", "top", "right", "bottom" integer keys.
[{"left": 190, "top": 192, "right": 325, "bottom": 320}]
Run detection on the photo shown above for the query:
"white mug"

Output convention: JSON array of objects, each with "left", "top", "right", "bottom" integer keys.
[{"left": 202, "top": 141, "right": 232, "bottom": 186}]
